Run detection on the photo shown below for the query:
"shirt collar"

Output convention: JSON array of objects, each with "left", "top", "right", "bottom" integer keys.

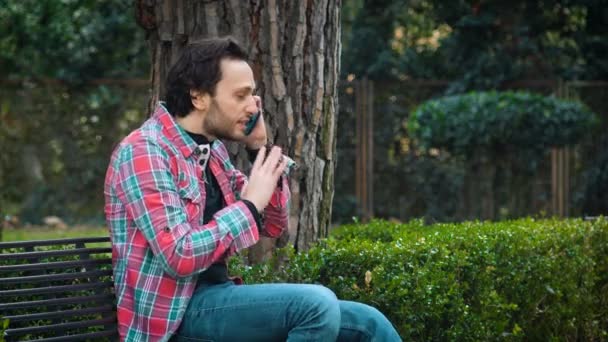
[
  {"left": 186, "top": 131, "right": 214, "bottom": 145},
  {"left": 153, "top": 102, "right": 200, "bottom": 158}
]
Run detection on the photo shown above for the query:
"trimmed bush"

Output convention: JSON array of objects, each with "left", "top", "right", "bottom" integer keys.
[
  {"left": 231, "top": 218, "right": 608, "bottom": 340},
  {"left": 407, "top": 91, "right": 597, "bottom": 157}
]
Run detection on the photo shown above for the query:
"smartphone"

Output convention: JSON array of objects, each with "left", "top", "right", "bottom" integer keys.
[{"left": 244, "top": 111, "right": 260, "bottom": 136}]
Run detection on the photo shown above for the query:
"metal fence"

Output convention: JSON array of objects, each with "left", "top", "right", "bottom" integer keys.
[{"left": 335, "top": 79, "right": 608, "bottom": 223}]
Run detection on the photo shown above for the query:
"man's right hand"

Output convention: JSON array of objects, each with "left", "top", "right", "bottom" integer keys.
[{"left": 241, "top": 146, "right": 288, "bottom": 212}]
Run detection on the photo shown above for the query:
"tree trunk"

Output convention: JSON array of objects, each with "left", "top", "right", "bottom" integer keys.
[{"left": 135, "top": 0, "right": 341, "bottom": 260}]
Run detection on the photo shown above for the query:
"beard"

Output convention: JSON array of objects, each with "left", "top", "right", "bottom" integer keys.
[{"left": 203, "top": 100, "right": 239, "bottom": 141}]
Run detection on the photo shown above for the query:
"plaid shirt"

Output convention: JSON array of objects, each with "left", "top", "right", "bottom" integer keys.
[{"left": 104, "top": 103, "right": 292, "bottom": 342}]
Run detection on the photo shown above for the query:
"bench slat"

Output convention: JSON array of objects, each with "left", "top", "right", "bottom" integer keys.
[
  {"left": 0, "top": 237, "right": 110, "bottom": 249},
  {"left": 22, "top": 329, "right": 118, "bottom": 342},
  {"left": 0, "top": 269, "right": 113, "bottom": 285},
  {"left": 0, "top": 257, "right": 112, "bottom": 272},
  {"left": 4, "top": 317, "right": 116, "bottom": 337},
  {"left": 0, "top": 293, "right": 115, "bottom": 311},
  {"left": 0, "top": 281, "right": 113, "bottom": 298},
  {"left": 0, "top": 247, "right": 111, "bottom": 260},
  {"left": 4, "top": 304, "right": 115, "bottom": 323}
]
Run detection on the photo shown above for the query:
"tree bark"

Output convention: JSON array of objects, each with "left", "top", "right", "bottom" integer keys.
[{"left": 135, "top": 0, "right": 341, "bottom": 260}]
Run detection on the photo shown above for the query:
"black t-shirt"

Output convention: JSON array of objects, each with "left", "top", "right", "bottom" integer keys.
[{"left": 186, "top": 132, "right": 224, "bottom": 225}]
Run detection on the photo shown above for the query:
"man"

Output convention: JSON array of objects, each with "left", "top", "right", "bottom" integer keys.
[{"left": 105, "top": 37, "right": 401, "bottom": 342}]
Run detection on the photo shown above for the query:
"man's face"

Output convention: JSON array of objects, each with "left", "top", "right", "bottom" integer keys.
[{"left": 203, "top": 59, "right": 258, "bottom": 141}]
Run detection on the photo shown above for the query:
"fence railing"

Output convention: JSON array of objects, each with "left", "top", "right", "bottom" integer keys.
[{"left": 340, "top": 79, "right": 608, "bottom": 222}]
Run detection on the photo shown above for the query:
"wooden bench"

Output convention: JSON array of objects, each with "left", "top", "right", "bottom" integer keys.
[{"left": 0, "top": 237, "right": 118, "bottom": 341}]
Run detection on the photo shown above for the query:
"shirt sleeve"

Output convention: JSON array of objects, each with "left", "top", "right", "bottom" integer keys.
[
  {"left": 231, "top": 153, "right": 295, "bottom": 238},
  {"left": 242, "top": 199, "right": 263, "bottom": 228},
  {"left": 110, "top": 139, "right": 259, "bottom": 279}
]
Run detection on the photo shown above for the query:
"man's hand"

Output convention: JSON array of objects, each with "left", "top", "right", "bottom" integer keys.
[
  {"left": 242, "top": 95, "right": 267, "bottom": 150},
  {"left": 241, "top": 146, "right": 288, "bottom": 212}
]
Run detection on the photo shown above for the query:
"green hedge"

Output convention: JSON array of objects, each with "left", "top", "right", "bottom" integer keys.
[{"left": 231, "top": 218, "right": 608, "bottom": 340}]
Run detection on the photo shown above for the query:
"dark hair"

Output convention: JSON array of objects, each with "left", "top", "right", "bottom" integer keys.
[{"left": 164, "top": 37, "right": 248, "bottom": 117}]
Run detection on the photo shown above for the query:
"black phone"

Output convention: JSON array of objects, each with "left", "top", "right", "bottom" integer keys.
[{"left": 244, "top": 111, "right": 260, "bottom": 136}]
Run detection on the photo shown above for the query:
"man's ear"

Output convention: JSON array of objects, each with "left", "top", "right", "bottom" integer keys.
[{"left": 190, "top": 90, "right": 210, "bottom": 111}]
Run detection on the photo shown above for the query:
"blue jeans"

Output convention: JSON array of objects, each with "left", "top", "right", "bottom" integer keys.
[{"left": 172, "top": 281, "right": 401, "bottom": 342}]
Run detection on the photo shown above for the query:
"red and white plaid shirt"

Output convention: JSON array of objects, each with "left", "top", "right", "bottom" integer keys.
[{"left": 104, "top": 103, "right": 291, "bottom": 341}]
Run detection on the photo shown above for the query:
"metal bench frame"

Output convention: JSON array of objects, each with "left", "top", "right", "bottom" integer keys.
[{"left": 0, "top": 237, "right": 118, "bottom": 341}]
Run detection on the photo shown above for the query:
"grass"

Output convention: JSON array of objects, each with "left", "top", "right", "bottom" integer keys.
[{"left": 1, "top": 225, "right": 109, "bottom": 242}]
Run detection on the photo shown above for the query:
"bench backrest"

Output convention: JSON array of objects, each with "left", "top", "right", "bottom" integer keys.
[{"left": 0, "top": 237, "right": 118, "bottom": 341}]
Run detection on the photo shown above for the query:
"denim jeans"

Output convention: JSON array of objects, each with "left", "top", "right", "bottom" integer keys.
[{"left": 172, "top": 281, "right": 401, "bottom": 342}]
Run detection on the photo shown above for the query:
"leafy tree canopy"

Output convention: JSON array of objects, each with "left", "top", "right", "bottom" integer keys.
[
  {"left": 0, "top": 0, "right": 148, "bottom": 81},
  {"left": 342, "top": 0, "right": 608, "bottom": 91}
]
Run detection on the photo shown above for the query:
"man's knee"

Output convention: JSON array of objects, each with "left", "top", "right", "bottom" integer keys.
[
  {"left": 304, "top": 284, "right": 338, "bottom": 303},
  {"left": 300, "top": 284, "right": 339, "bottom": 315},
  {"left": 292, "top": 285, "right": 340, "bottom": 334},
  {"left": 339, "top": 301, "right": 402, "bottom": 341}
]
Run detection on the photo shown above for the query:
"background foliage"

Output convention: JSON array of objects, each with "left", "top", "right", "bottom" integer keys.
[
  {"left": 0, "top": 0, "right": 149, "bottom": 225},
  {"left": 0, "top": 0, "right": 147, "bottom": 80},
  {"left": 341, "top": 0, "right": 608, "bottom": 87},
  {"left": 1, "top": 83, "right": 147, "bottom": 224}
]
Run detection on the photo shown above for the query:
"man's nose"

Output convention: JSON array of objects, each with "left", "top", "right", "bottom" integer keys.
[{"left": 246, "top": 97, "right": 258, "bottom": 114}]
